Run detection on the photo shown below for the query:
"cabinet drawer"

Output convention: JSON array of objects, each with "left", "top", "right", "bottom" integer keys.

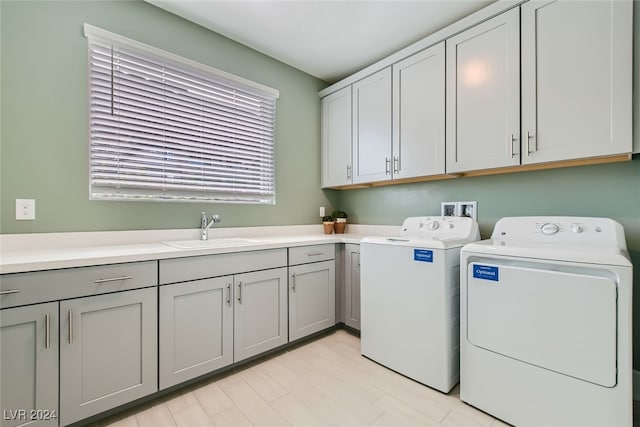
[
  {"left": 0, "top": 261, "right": 158, "bottom": 309},
  {"left": 159, "top": 249, "right": 287, "bottom": 284},
  {"left": 288, "top": 244, "right": 335, "bottom": 266}
]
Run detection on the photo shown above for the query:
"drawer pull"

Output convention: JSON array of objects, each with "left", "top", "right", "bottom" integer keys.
[
  {"left": 93, "top": 275, "right": 133, "bottom": 284},
  {"left": 45, "top": 313, "right": 50, "bottom": 349},
  {"left": 0, "top": 289, "right": 20, "bottom": 295},
  {"left": 307, "top": 252, "right": 324, "bottom": 257}
]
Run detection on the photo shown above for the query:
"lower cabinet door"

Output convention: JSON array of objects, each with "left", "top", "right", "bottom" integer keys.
[
  {"left": 289, "top": 260, "right": 336, "bottom": 341},
  {"left": 344, "top": 245, "right": 361, "bottom": 330},
  {"left": 234, "top": 267, "right": 288, "bottom": 362},
  {"left": 59, "top": 288, "right": 157, "bottom": 426},
  {"left": 159, "top": 276, "right": 233, "bottom": 389},
  {"left": 1, "top": 303, "right": 58, "bottom": 427}
]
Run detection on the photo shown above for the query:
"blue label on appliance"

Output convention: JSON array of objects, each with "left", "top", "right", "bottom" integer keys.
[
  {"left": 472, "top": 264, "right": 499, "bottom": 281},
  {"left": 414, "top": 249, "right": 433, "bottom": 263}
]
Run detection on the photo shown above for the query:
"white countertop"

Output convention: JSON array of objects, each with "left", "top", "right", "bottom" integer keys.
[{"left": 0, "top": 224, "right": 399, "bottom": 274}]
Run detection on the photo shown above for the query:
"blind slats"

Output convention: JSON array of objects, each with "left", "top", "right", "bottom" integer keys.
[{"left": 87, "top": 29, "right": 277, "bottom": 204}]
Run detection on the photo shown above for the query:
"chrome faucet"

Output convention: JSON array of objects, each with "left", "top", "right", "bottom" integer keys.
[{"left": 200, "top": 212, "right": 221, "bottom": 240}]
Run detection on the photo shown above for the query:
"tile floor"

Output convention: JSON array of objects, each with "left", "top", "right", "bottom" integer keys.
[{"left": 95, "top": 330, "right": 508, "bottom": 427}]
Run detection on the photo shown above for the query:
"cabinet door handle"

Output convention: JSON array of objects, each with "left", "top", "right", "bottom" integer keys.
[
  {"left": 385, "top": 157, "right": 390, "bottom": 175},
  {"left": 510, "top": 134, "right": 519, "bottom": 157},
  {"left": 237, "top": 282, "right": 243, "bottom": 304},
  {"left": 393, "top": 156, "right": 399, "bottom": 174},
  {"left": 45, "top": 313, "right": 50, "bottom": 349},
  {"left": 0, "top": 289, "right": 20, "bottom": 295},
  {"left": 68, "top": 310, "right": 73, "bottom": 344},
  {"left": 346, "top": 165, "right": 351, "bottom": 180},
  {"left": 226, "top": 283, "right": 232, "bottom": 306},
  {"left": 527, "top": 131, "right": 536, "bottom": 154},
  {"left": 93, "top": 275, "right": 133, "bottom": 284},
  {"left": 291, "top": 273, "right": 296, "bottom": 292}
]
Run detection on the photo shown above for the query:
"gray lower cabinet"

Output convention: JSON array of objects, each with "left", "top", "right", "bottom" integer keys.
[
  {"left": 234, "top": 268, "right": 288, "bottom": 362},
  {"left": 288, "top": 252, "right": 336, "bottom": 341},
  {"left": 343, "top": 244, "right": 361, "bottom": 330},
  {"left": 1, "top": 303, "right": 59, "bottom": 427},
  {"left": 59, "top": 287, "right": 158, "bottom": 426},
  {"left": 159, "top": 276, "right": 233, "bottom": 390},
  {"left": 158, "top": 250, "right": 289, "bottom": 388},
  {"left": 159, "top": 267, "right": 288, "bottom": 389}
]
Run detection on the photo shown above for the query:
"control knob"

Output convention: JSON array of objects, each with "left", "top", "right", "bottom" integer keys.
[
  {"left": 428, "top": 221, "right": 440, "bottom": 231},
  {"left": 541, "top": 223, "right": 560, "bottom": 235},
  {"left": 570, "top": 224, "right": 583, "bottom": 234}
]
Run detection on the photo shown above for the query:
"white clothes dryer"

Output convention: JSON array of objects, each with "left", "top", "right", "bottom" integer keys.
[
  {"left": 460, "top": 217, "right": 632, "bottom": 427},
  {"left": 361, "top": 216, "right": 480, "bottom": 393}
]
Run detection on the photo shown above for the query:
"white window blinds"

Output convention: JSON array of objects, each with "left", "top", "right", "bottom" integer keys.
[{"left": 85, "top": 24, "right": 278, "bottom": 204}]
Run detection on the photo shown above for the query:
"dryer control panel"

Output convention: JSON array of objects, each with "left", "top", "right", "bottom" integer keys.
[{"left": 490, "top": 216, "right": 627, "bottom": 251}]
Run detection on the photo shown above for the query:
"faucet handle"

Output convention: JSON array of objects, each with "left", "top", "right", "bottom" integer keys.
[{"left": 212, "top": 214, "right": 222, "bottom": 223}]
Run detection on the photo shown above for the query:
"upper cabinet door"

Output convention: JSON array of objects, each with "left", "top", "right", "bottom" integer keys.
[
  {"left": 446, "top": 8, "right": 520, "bottom": 173},
  {"left": 321, "top": 86, "right": 352, "bottom": 188},
  {"left": 352, "top": 67, "right": 392, "bottom": 184},
  {"left": 521, "top": 0, "right": 632, "bottom": 164},
  {"left": 392, "top": 42, "right": 446, "bottom": 179}
]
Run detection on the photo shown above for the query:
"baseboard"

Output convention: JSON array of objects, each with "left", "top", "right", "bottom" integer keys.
[{"left": 634, "top": 370, "right": 640, "bottom": 401}]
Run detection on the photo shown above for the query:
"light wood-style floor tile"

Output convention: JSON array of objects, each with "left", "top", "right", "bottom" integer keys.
[
  {"left": 258, "top": 359, "right": 326, "bottom": 407},
  {"left": 135, "top": 403, "right": 176, "bottom": 427},
  {"left": 171, "top": 403, "right": 214, "bottom": 427},
  {"left": 308, "top": 398, "right": 368, "bottom": 427},
  {"left": 100, "top": 331, "right": 504, "bottom": 427},
  {"left": 193, "top": 380, "right": 235, "bottom": 417},
  {"left": 302, "top": 368, "right": 383, "bottom": 424},
  {"left": 374, "top": 394, "right": 442, "bottom": 427},
  {"left": 271, "top": 393, "right": 329, "bottom": 427},
  {"left": 165, "top": 390, "right": 199, "bottom": 415},
  {"left": 223, "top": 379, "right": 291, "bottom": 427},
  {"left": 240, "top": 365, "right": 288, "bottom": 402},
  {"left": 442, "top": 409, "right": 492, "bottom": 427},
  {"left": 210, "top": 406, "right": 254, "bottom": 427}
]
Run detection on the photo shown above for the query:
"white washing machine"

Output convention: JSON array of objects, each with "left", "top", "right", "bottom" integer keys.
[
  {"left": 460, "top": 217, "right": 632, "bottom": 427},
  {"left": 361, "top": 216, "right": 480, "bottom": 393}
]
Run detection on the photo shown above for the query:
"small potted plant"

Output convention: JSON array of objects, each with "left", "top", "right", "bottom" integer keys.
[
  {"left": 331, "top": 210, "right": 348, "bottom": 234},
  {"left": 322, "top": 215, "right": 335, "bottom": 234}
]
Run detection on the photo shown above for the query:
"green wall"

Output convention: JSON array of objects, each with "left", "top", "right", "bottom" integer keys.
[
  {"left": 3, "top": 0, "right": 640, "bottom": 371},
  {"left": 327, "top": 158, "right": 640, "bottom": 368},
  {"left": 0, "top": 0, "right": 332, "bottom": 233}
]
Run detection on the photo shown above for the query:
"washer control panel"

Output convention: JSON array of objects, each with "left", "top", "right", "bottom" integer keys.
[
  {"left": 400, "top": 216, "right": 479, "bottom": 241},
  {"left": 491, "top": 217, "right": 626, "bottom": 250}
]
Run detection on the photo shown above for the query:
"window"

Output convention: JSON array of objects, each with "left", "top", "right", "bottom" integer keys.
[{"left": 84, "top": 24, "right": 279, "bottom": 204}]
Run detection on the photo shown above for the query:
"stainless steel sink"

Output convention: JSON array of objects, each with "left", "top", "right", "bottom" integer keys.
[{"left": 162, "top": 238, "right": 266, "bottom": 249}]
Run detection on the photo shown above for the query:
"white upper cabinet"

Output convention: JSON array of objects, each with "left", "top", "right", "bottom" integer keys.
[
  {"left": 521, "top": 0, "right": 633, "bottom": 164},
  {"left": 321, "top": 86, "right": 352, "bottom": 188},
  {"left": 392, "top": 42, "right": 446, "bottom": 178},
  {"left": 446, "top": 8, "right": 520, "bottom": 173},
  {"left": 352, "top": 67, "right": 392, "bottom": 184}
]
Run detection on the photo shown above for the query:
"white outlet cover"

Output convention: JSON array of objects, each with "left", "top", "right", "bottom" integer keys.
[{"left": 16, "top": 199, "right": 35, "bottom": 220}]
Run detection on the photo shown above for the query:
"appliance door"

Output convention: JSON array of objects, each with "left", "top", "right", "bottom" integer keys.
[{"left": 466, "top": 259, "right": 617, "bottom": 387}]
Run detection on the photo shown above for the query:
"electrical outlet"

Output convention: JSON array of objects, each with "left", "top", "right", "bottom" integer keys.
[
  {"left": 320, "top": 206, "right": 325, "bottom": 217},
  {"left": 16, "top": 199, "right": 36, "bottom": 220}
]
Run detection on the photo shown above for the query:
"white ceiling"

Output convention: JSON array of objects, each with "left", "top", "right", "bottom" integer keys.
[{"left": 146, "top": 0, "right": 494, "bottom": 83}]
